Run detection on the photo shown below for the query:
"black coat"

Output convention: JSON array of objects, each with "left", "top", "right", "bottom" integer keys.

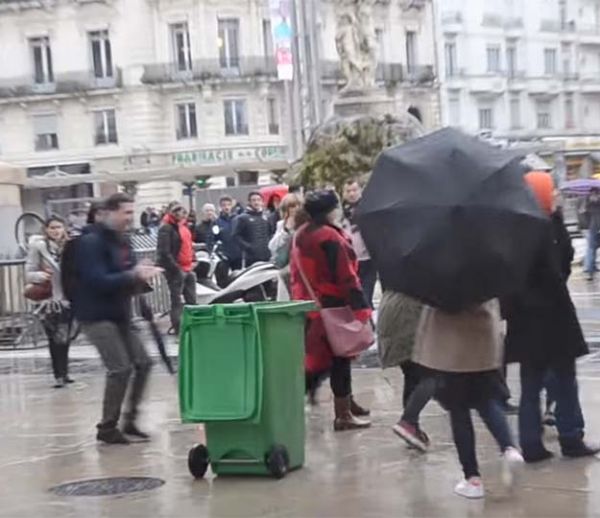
[
  {"left": 156, "top": 220, "right": 181, "bottom": 274},
  {"left": 233, "top": 209, "right": 271, "bottom": 265},
  {"left": 502, "top": 213, "right": 587, "bottom": 368}
]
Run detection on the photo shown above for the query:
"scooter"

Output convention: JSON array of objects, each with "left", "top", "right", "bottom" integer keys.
[{"left": 196, "top": 260, "right": 280, "bottom": 305}]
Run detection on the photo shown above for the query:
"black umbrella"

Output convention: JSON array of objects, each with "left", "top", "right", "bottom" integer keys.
[
  {"left": 356, "top": 127, "right": 549, "bottom": 312},
  {"left": 139, "top": 297, "right": 175, "bottom": 375}
]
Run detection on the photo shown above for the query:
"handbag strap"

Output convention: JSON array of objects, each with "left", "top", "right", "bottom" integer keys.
[{"left": 292, "top": 233, "right": 322, "bottom": 310}]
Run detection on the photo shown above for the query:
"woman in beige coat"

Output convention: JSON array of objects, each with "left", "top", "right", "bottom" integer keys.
[{"left": 411, "top": 300, "right": 523, "bottom": 500}]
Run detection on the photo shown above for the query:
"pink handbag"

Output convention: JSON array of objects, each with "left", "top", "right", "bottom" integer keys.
[{"left": 293, "top": 236, "right": 374, "bottom": 358}]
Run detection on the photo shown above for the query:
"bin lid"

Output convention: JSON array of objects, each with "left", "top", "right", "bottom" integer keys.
[{"left": 179, "top": 305, "right": 262, "bottom": 422}]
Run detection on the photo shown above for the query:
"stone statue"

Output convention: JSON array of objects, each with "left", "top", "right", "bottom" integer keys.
[{"left": 334, "top": 0, "right": 377, "bottom": 94}]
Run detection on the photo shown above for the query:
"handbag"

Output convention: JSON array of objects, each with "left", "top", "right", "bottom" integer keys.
[
  {"left": 293, "top": 235, "right": 374, "bottom": 358},
  {"left": 24, "top": 280, "right": 52, "bottom": 302}
]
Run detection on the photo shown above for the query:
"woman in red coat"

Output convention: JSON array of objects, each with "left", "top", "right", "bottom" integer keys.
[{"left": 290, "top": 190, "right": 372, "bottom": 431}]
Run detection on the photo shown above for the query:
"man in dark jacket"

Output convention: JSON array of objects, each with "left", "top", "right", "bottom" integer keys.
[
  {"left": 233, "top": 191, "right": 271, "bottom": 267},
  {"left": 157, "top": 201, "right": 196, "bottom": 334},
  {"left": 74, "top": 193, "right": 161, "bottom": 445},
  {"left": 216, "top": 196, "right": 242, "bottom": 271},
  {"left": 503, "top": 173, "right": 598, "bottom": 462},
  {"left": 194, "top": 203, "right": 218, "bottom": 251}
]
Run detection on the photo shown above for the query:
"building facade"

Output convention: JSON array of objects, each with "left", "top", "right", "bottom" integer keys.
[
  {"left": 435, "top": 0, "right": 600, "bottom": 140},
  {"left": 0, "top": 0, "right": 439, "bottom": 217}
]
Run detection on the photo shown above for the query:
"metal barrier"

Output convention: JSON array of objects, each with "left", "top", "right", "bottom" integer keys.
[{"left": 0, "top": 247, "right": 171, "bottom": 349}]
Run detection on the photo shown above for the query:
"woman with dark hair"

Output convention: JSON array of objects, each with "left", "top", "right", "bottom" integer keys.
[
  {"left": 25, "top": 215, "right": 73, "bottom": 388},
  {"left": 290, "top": 190, "right": 371, "bottom": 430}
]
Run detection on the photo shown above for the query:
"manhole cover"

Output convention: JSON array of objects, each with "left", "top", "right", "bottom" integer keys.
[{"left": 50, "top": 477, "right": 165, "bottom": 496}]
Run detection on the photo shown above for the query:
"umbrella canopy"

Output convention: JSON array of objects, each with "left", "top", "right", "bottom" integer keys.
[
  {"left": 560, "top": 178, "right": 600, "bottom": 196},
  {"left": 260, "top": 185, "right": 289, "bottom": 208},
  {"left": 356, "top": 127, "right": 549, "bottom": 312}
]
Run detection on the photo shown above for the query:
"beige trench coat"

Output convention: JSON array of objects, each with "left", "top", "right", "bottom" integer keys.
[{"left": 412, "top": 299, "right": 505, "bottom": 373}]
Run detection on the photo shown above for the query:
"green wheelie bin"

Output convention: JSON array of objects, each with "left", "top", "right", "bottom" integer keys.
[{"left": 179, "top": 301, "right": 314, "bottom": 479}]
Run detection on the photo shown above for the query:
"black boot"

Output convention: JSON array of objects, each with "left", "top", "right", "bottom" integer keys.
[
  {"left": 561, "top": 438, "right": 600, "bottom": 458},
  {"left": 522, "top": 447, "right": 554, "bottom": 463}
]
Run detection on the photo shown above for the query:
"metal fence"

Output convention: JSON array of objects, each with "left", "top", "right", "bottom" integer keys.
[{"left": 0, "top": 246, "right": 170, "bottom": 350}]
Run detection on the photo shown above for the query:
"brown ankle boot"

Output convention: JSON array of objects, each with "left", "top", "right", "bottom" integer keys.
[
  {"left": 334, "top": 396, "right": 371, "bottom": 431},
  {"left": 350, "top": 397, "right": 370, "bottom": 417}
]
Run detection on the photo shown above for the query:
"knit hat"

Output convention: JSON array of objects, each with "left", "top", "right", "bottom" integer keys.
[
  {"left": 525, "top": 171, "right": 555, "bottom": 216},
  {"left": 304, "top": 189, "right": 339, "bottom": 218}
]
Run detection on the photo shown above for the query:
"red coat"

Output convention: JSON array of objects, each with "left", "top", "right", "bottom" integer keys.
[{"left": 290, "top": 222, "right": 371, "bottom": 373}]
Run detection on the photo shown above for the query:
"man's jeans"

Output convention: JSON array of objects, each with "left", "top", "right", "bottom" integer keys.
[
  {"left": 165, "top": 270, "right": 197, "bottom": 333},
  {"left": 519, "top": 363, "right": 585, "bottom": 453},
  {"left": 83, "top": 321, "right": 152, "bottom": 430},
  {"left": 585, "top": 229, "right": 598, "bottom": 273}
]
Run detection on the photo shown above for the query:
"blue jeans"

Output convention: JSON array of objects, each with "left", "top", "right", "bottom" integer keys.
[
  {"left": 449, "top": 399, "right": 515, "bottom": 479},
  {"left": 585, "top": 229, "right": 598, "bottom": 273},
  {"left": 519, "top": 363, "right": 584, "bottom": 453}
]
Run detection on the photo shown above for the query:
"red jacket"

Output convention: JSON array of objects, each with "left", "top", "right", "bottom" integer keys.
[
  {"left": 177, "top": 219, "right": 194, "bottom": 273},
  {"left": 290, "top": 222, "right": 371, "bottom": 373}
]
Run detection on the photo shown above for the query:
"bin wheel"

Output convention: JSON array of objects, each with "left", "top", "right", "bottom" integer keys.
[
  {"left": 266, "top": 445, "right": 289, "bottom": 479},
  {"left": 188, "top": 444, "right": 210, "bottom": 479}
]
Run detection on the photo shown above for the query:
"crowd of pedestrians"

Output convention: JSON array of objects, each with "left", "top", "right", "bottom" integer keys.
[{"left": 22, "top": 170, "right": 600, "bottom": 499}]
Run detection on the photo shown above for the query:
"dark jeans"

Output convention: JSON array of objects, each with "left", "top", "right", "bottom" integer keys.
[
  {"left": 165, "top": 270, "right": 197, "bottom": 333},
  {"left": 519, "top": 363, "right": 584, "bottom": 453},
  {"left": 358, "top": 260, "right": 377, "bottom": 308},
  {"left": 400, "top": 363, "right": 435, "bottom": 427},
  {"left": 450, "top": 399, "right": 515, "bottom": 479},
  {"left": 41, "top": 305, "right": 72, "bottom": 380},
  {"left": 83, "top": 321, "right": 152, "bottom": 430}
]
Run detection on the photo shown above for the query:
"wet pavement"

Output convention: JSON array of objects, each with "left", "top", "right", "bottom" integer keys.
[{"left": 3, "top": 273, "right": 600, "bottom": 516}]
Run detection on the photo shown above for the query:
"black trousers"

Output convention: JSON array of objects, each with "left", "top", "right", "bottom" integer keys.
[
  {"left": 305, "top": 357, "right": 352, "bottom": 399},
  {"left": 358, "top": 260, "right": 377, "bottom": 308},
  {"left": 42, "top": 307, "right": 72, "bottom": 379}
]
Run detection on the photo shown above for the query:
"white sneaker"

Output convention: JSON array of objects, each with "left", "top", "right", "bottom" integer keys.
[
  {"left": 454, "top": 477, "right": 485, "bottom": 499},
  {"left": 501, "top": 447, "right": 524, "bottom": 488}
]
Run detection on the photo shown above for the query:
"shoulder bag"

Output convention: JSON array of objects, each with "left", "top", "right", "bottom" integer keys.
[{"left": 293, "top": 235, "right": 374, "bottom": 358}]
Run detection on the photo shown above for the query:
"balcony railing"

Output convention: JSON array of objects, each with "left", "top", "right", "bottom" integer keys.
[
  {"left": 504, "top": 17, "right": 524, "bottom": 29},
  {"left": 141, "top": 57, "right": 277, "bottom": 85},
  {"left": 0, "top": 68, "right": 122, "bottom": 99},
  {"left": 320, "top": 61, "right": 434, "bottom": 85},
  {"left": 482, "top": 13, "right": 503, "bottom": 28},
  {"left": 540, "top": 19, "right": 576, "bottom": 32},
  {"left": 507, "top": 70, "right": 526, "bottom": 79},
  {"left": 442, "top": 11, "right": 463, "bottom": 25},
  {"left": 579, "top": 24, "right": 600, "bottom": 36},
  {"left": 0, "top": 0, "right": 56, "bottom": 11}
]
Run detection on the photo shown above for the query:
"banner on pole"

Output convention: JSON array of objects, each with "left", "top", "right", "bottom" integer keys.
[{"left": 269, "top": 0, "right": 294, "bottom": 81}]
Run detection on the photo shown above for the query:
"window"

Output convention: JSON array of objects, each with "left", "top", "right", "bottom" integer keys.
[
  {"left": 506, "top": 46, "right": 517, "bottom": 77},
  {"left": 486, "top": 45, "right": 501, "bottom": 73},
  {"left": 219, "top": 19, "right": 240, "bottom": 69},
  {"left": 449, "top": 95, "right": 460, "bottom": 126},
  {"left": 478, "top": 107, "right": 493, "bottom": 129},
  {"left": 89, "top": 30, "right": 113, "bottom": 79},
  {"left": 406, "top": 31, "right": 417, "bottom": 73},
  {"left": 224, "top": 99, "right": 249, "bottom": 136},
  {"left": 33, "top": 114, "right": 59, "bottom": 151},
  {"left": 445, "top": 42, "right": 457, "bottom": 77},
  {"left": 176, "top": 102, "right": 197, "bottom": 140},
  {"left": 565, "top": 95, "right": 575, "bottom": 128},
  {"left": 30, "top": 37, "right": 53, "bottom": 84},
  {"left": 510, "top": 97, "right": 521, "bottom": 128},
  {"left": 171, "top": 23, "right": 192, "bottom": 72},
  {"left": 544, "top": 48, "right": 557, "bottom": 75},
  {"left": 94, "top": 109, "right": 117, "bottom": 145},
  {"left": 537, "top": 102, "right": 552, "bottom": 129},
  {"left": 267, "top": 98, "right": 279, "bottom": 135},
  {"left": 262, "top": 19, "right": 273, "bottom": 58},
  {"left": 375, "top": 28, "right": 385, "bottom": 63}
]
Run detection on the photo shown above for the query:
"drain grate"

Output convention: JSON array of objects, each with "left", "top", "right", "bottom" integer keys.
[{"left": 50, "top": 477, "right": 165, "bottom": 497}]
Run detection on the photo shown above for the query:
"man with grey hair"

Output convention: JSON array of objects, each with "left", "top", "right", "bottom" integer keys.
[{"left": 195, "top": 202, "right": 219, "bottom": 252}]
